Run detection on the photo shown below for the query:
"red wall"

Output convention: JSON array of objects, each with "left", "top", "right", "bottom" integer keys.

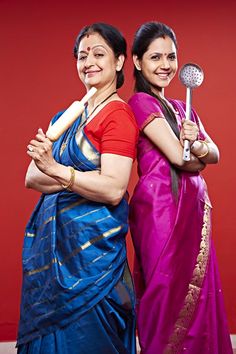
[{"left": 1, "top": 0, "right": 236, "bottom": 340}]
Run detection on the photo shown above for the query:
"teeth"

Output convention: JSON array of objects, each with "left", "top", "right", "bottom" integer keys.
[{"left": 158, "top": 73, "right": 169, "bottom": 79}]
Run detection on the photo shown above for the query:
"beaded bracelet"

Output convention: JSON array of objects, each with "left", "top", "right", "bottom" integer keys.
[
  {"left": 196, "top": 140, "right": 209, "bottom": 159},
  {"left": 61, "top": 166, "right": 75, "bottom": 190}
]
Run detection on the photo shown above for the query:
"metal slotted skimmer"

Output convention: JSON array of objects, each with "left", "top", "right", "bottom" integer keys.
[
  {"left": 179, "top": 63, "right": 204, "bottom": 89},
  {"left": 178, "top": 63, "right": 204, "bottom": 161}
]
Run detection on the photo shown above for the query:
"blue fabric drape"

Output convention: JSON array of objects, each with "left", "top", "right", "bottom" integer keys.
[{"left": 17, "top": 113, "right": 136, "bottom": 353}]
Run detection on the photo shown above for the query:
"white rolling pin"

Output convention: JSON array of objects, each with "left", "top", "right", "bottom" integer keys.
[{"left": 46, "top": 87, "right": 97, "bottom": 141}]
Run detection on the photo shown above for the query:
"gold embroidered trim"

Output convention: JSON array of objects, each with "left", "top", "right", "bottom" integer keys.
[
  {"left": 25, "top": 241, "right": 118, "bottom": 296},
  {"left": 22, "top": 263, "right": 116, "bottom": 324},
  {"left": 164, "top": 203, "right": 211, "bottom": 354},
  {"left": 58, "top": 199, "right": 87, "bottom": 214},
  {"left": 25, "top": 225, "right": 122, "bottom": 277},
  {"left": 140, "top": 112, "right": 165, "bottom": 131}
]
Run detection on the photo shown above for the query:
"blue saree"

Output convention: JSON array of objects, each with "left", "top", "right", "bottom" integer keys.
[{"left": 17, "top": 111, "right": 136, "bottom": 353}]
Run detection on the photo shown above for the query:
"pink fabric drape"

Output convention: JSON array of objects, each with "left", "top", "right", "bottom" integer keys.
[{"left": 129, "top": 93, "right": 233, "bottom": 354}]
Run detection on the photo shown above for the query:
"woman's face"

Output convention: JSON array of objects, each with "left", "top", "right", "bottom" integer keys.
[
  {"left": 76, "top": 32, "right": 124, "bottom": 90},
  {"left": 134, "top": 36, "right": 178, "bottom": 95}
]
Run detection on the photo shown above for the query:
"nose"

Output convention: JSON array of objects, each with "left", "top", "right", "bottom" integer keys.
[
  {"left": 160, "top": 57, "right": 170, "bottom": 69},
  {"left": 84, "top": 52, "right": 95, "bottom": 68}
]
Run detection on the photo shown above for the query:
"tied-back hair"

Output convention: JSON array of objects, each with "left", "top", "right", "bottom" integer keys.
[
  {"left": 73, "top": 22, "right": 127, "bottom": 89},
  {"left": 132, "top": 21, "right": 180, "bottom": 198}
]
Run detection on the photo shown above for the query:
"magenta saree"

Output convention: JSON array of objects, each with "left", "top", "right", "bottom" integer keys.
[{"left": 128, "top": 93, "right": 233, "bottom": 354}]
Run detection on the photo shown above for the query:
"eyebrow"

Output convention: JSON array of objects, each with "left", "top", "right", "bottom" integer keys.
[
  {"left": 149, "top": 51, "right": 176, "bottom": 56},
  {"left": 78, "top": 45, "right": 107, "bottom": 54}
]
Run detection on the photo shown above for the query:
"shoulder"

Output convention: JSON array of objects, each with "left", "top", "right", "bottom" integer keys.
[
  {"left": 105, "top": 100, "right": 134, "bottom": 115},
  {"left": 128, "top": 92, "right": 159, "bottom": 108},
  {"left": 129, "top": 92, "right": 165, "bottom": 117},
  {"left": 102, "top": 101, "right": 138, "bottom": 129},
  {"left": 128, "top": 93, "right": 164, "bottom": 115}
]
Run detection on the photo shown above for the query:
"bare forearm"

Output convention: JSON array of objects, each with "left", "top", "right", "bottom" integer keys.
[
  {"left": 175, "top": 153, "right": 206, "bottom": 172},
  {"left": 27, "top": 181, "right": 63, "bottom": 194},
  {"left": 51, "top": 165, "right": 126, "bottom": 205},
  {"left": 190, "top": 141, "right": 219, "bottom": 164},
  {"left": 25, "top": 161, "right": 62, "bottom": 193},
  {"left": 46, "top": 163, "right": 127, "bottom": 205}
]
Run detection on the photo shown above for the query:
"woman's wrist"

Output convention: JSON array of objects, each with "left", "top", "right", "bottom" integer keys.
[
  {"left": 191, "top": 140, "right": 209, "bottom": 159},
  {"left": 61, "top": 166, "right": 75, "bottom": 190},
  {"left": 44, "top": 163, "right": 77, "bottom": 190}
]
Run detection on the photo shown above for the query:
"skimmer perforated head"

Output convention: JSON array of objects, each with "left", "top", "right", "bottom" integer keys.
[{"left": 179, "top": 63, "right": 204, "bottom": 89}]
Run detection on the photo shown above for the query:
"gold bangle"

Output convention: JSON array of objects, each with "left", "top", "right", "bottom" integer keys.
[
  {"left": 61, "top": 166, "right": 75, "bottom": 190},
  {"left": 196, "top": 140, "right": 209, "bottom": 159}
]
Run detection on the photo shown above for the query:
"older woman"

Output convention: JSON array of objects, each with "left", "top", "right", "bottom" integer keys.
[{"left": 17, "top": 23, "right": 138, "bottom": 354}]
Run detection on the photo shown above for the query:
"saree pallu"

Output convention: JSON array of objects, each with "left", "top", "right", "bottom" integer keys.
[
  {"left": 129, "top": 95, "right": 232, "bottom": 354},
  {"left": 17, "top": 113, "right": 136, "bottom": 353}
]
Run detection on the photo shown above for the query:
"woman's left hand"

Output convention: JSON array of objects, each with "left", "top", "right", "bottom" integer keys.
[
  {"left": 27, "top": 128, "right": 57, "bottom": 175},
  {"left": 180, "top": 119, "right": 199, "bottom": 147}
]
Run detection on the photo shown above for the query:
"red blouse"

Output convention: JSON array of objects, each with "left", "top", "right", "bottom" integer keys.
[{"left": 84, "top": 101, "right": 138, "bottom": 159}]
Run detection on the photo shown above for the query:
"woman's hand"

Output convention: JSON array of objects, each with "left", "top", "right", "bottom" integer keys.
[
  {"left": 180, "top": 119, "right": 199, "bottom": 147},
  {"left": 27, "top": 128, "right": 57, "bottom": 175}
]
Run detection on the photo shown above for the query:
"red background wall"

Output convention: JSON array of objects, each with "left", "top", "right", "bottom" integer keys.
[{"left": 1, "top": 0, "right": 235, "bottom": 340}]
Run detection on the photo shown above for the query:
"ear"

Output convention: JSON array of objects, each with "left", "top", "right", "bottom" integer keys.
[
  {"left": 133, "top": 55, "right": 141, "bottom": 71},
  {"left": 116, "top": 54, "right": 125, "bottom": 72}
]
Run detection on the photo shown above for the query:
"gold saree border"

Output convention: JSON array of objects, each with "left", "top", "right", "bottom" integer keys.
[{"left": 164, "top": 203, "right": 211, "bottom": 354}]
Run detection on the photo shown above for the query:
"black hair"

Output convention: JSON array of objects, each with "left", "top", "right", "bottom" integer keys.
[
  {"left": 132, "top": 21, "right": 180, "bottom": 197},
  {"left": 73, "top": 22, "right": 127, "bottom": 89}
]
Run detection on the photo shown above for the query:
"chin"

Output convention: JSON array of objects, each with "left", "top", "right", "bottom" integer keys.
[
  {"left": 85, "top": 80, "right": 100, "bottom": 87},
  {"left": 158, "top": 80, "right": 171, "bottom": 88}
]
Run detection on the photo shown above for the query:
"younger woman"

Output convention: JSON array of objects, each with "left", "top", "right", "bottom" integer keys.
[{"left": 129, "top": 21, "right": 232, "bottom": 354}]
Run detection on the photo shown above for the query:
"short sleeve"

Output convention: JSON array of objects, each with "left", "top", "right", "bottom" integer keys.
[
  {"left": 128, "top": 92, "right": 165, "bottom": 130},
  {"left": 100, "top": 108, "right": 138, "bottom": 159}
]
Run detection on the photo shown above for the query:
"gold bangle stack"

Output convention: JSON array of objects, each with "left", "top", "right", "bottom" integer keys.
[
  {"left": 61, "top": 166, "right": 75, "bottom": 190},
  {"left": 196, "top": 140, "right": 209, "bottom": 159}
]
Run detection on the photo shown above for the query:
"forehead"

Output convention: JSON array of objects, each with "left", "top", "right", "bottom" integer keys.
[
  {"left": 78, "top": 32, "right": 110, "bottom": 51},
  {"left": 147, "top": 36, "right": 177, "bottom": 53}
]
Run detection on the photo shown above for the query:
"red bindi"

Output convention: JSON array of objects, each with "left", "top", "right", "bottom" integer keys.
[
  {"left": 86, "top": 34, "right": 90, "bottom": 38},
  {"left": 87, "top": 47, "right": 91, "bottom": 51}
]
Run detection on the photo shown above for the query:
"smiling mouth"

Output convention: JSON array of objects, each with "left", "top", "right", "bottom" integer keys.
[
  {"left": 85, "top": 70, "right": 101, "bottom": 75},
  {"left": 157, "top": 73, "right": 170, "bottom": 79}
]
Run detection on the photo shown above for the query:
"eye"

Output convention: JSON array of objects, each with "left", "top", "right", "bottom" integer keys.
[
  {"left": 150, "top": 54, "right": 161, "bottom": 60},
  {"left": 169, "top": 54, "right": 176, "bottom": 61},
  {"left": 78, "top": 55, "right": 87, "bottom": 61},
  {"left": 94, "top": 52, "right": 104, "bottom": 58}
]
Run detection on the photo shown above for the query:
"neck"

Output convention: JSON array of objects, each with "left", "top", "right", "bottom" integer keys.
[
  {"left": 87, "top": 85, "right": 117, "bottom": 107},
  {"left": 85, "top": 87, "right": 117, "bottom": 119},
  {"left": 151, "top": 86, "right": 165, "bottom": 99}
]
